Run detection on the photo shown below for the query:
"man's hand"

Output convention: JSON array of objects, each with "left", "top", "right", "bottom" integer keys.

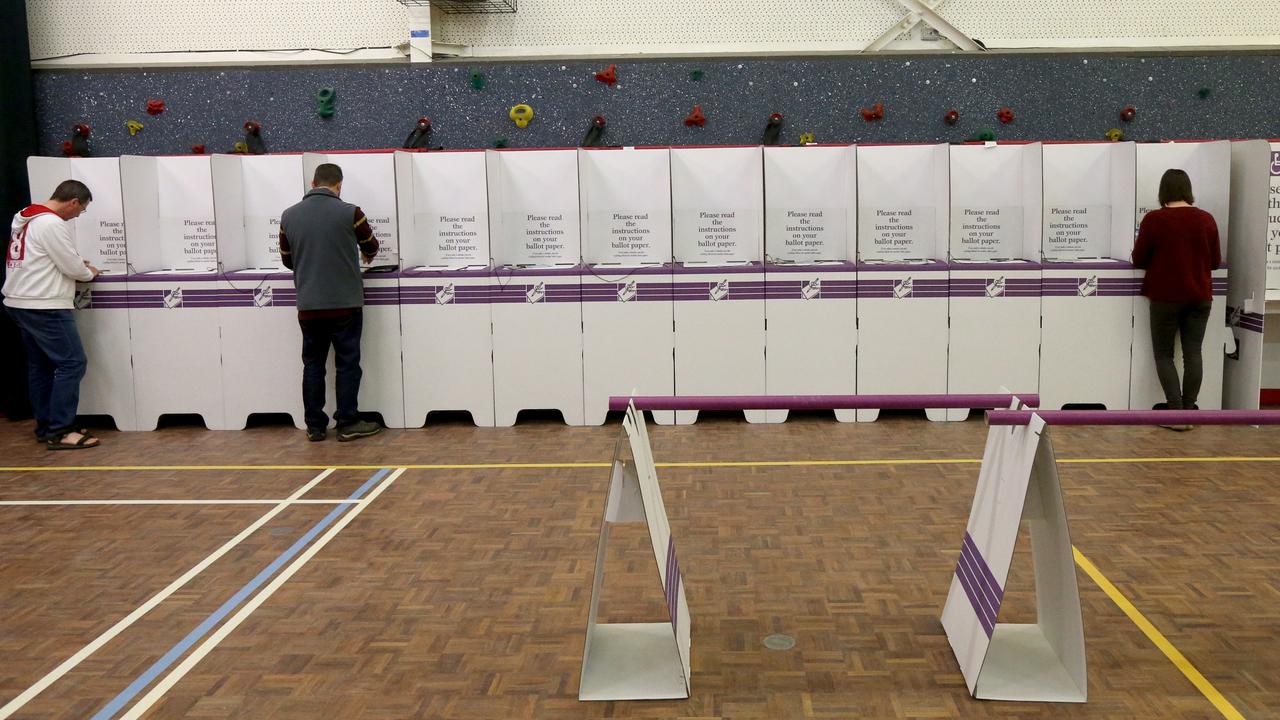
[
  {"left": 361, "top": 253, "right": 376, "bottom": 265},
  {"left": 85, "top": 261, "right": 102, "bottom": 279}
]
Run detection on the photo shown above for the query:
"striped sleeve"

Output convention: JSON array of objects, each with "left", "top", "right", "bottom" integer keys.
[
  {"left": 353, "top": 207, "right": 379, "bottom": 258},
  {"left": 278, "top": 224, "right": 293, "bottom": 270}
]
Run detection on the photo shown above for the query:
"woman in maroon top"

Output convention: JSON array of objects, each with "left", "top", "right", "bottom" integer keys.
[{"left": 1132, "top": 169, "right": 1221, "bottom": 429}]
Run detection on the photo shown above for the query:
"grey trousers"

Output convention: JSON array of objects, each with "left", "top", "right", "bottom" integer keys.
[{"left": 1149, "top": 300, "right": 1212, "bottom": 410}]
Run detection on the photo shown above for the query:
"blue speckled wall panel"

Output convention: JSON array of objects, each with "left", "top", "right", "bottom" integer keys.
[{"left": 33, "top": 53, "right": 1280, "bottom": 157}]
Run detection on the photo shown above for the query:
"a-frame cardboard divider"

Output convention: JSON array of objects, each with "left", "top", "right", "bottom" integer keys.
[
  {"left": 941, "top": 402, "right": 1087, "bottom": 703},
  {"left": 579, "top": 401, "right": 692, "bottom": 701}
]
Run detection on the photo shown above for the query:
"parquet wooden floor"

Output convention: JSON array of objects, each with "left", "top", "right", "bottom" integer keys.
[{"left": 0, "top": 412, "right": 1276, "bottom": 719}]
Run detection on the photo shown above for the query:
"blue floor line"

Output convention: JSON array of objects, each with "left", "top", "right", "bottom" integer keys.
[{"left": 89, "top": 467, "right": 391, "bottom": 720}]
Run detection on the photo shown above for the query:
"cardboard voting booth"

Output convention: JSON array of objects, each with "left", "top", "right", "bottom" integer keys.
[
  {"left": 762, "top": 145, "right": 857, "bottom": 422},
  {"left": 119, "top": 154, "right": 226, "bottom": 430},
  {"left": 580, "top": 401, "right": 691, "bottom": 701},
  {"left": 395, "top": 149, "right": 495, "bottom": 427},
  {"left": 855, "top": 144, "right": 950, "bottom": 421},
  {"left": 26, "top": 157, "right": 138, "bottom": 430},
  {"left": 671, "top": 146, "right": 766, "bottom": 424},
  {"left": 941, "top": 406, "right": 1086, "bottom": 703},
  {"left": 1039, "top": 142, "right": 1138, "bottom": 410},
  {"left": 579, "top": 147, "right": 675, "bottom": 426},
  {"left": 1130, "top": 141, "right": 1231, "bottom": 411},
  {"left": 211, "top": 153, "right": 310, "bottom": 428},
  {"left": 304, "top": 152, "right": 405, "bottom": 428},
  {"left": 947, "top": 143, "right": 1044, "bottom": 419},
  {"left": 1223, "top": 141, "right": 1271, "bottom": 410},
  {"left": 487, "top": 149, "right": 585, "bottom": 426}
]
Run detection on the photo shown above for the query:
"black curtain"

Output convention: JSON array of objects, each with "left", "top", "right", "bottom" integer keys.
[{"left": 0, "top": 0, "right": 37, "bottom": 419}]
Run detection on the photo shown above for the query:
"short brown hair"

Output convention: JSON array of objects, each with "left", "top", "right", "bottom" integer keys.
[
  {"left": 50, "top": 179, "right": 92, "bottom": 205},
  {"left": 312, "top": 163, "right": 343, "bottom": 187},
  {"left": 1158, "top": 169, "right": 1194, "bottom": 206}
]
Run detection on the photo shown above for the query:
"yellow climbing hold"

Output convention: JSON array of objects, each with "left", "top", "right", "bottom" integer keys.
[
  {"left": 799, "top": 132, "right": 816, "bottom": 145},
  {"left": 509, "top": 103, "right": 534, "bottom": 128},
  {"left": 125, "top": 119, "right": 144, "bottom": 136}
]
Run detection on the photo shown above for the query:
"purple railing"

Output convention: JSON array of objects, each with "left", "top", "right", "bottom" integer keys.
[
  {"left": 608, "top": 394, "right": 1038, "bottom": 412},
  {"left": 987, "top": 410, "right": 1280, "bottom": 426}
]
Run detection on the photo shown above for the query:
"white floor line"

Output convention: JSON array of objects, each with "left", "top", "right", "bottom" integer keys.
[
  {"left": 0, "top": 499, "right": 348, "bottom": 506},
  {"left": 0, "top": 468, "right": 337, "bottom": 720},
  {"left": 119, "top": 467, "right": 407, "bottom": 720}
]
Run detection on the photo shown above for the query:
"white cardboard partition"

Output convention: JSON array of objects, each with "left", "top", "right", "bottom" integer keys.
[
  {"left": 670, "top": 147, "right": 765, "bottom": 423},
  {"left": 949, "top": 143, "right": 1042, "bottom": 262},
  {"left": 487, "top": 149, "right": 584, "bottom": 426},
  {"left": 947, "top": 262, "right": 1042, "bottom": 419},
  {"left": 119, "top": 155, "right": 225, "bottom": 430},
  {"left": 763, "top": 145, "right": 857, "bottom": 422},
  {"left": 26, "top": 157, "right": 138, "bottom": 430},
  {"left": 580, "top": 402, "right": 691, "bottom": 702},
  {"left": 941, "top": 409, "right": 1086, "bottom": 703},
  {"left": 857, "top": 144, "right": 949, "bottom": 263},
  {"left": 303, "top": 152, "right": 400, "bottom": 266},
  {"left": 1271, "top": 145, "right": 1280, "bottom": 291},
  {"left": 1129, "top": 141, "right": 1231, "bottom": 410},
  {"left": 1041, "top": 142, "right": 1137, "bottom": 262},
  {"left": 671, "top": 146, "right": 764, "bottom": 264},
  {"left": 212, "top": 154, "right": 309, "bottom": 429},
  {"left": 1223, "top": 141, "right": 1271, "bottom": 409},
  {"left": 947, "top": 144, "right": 1044, "bottom": 419},
  {"left": 395, "top": 150, "right": 495, "bottom": 427},
  {"left": 579, "top": 148, "right": 675, "bottom": 426},
  {"left": 1039, "top": 143, "right": 1139, "bottom": 410},
  {"left": 855, "top": 145, "right": 950, "bottom": 421}
]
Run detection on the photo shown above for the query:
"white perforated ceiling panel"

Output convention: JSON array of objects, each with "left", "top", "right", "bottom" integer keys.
[
  {"left": 940, "top": 0, "right": 1280, "bottom": 46},
  {"left": 27, "top": 0, "right": 409, "bottom": 58},
  {"left": 25, "top": 0, "right": 1280, "bottom": 61},
  {"left": 434, "top": 0, "right": 908, "bottom": 52}
]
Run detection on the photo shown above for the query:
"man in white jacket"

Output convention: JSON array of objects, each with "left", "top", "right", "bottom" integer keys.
[{"left": 3, "top": 180, "right": 101, "bottom": 449}]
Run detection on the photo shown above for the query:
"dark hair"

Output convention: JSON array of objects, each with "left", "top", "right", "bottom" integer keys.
[
  {"left": 312, "top": 163, "right": 344, "bottom": 187},
  {"left": 1158, "top": 169, "right": 1194, "bottom": 206},
  {"left": 50, "top": 179, "right": 92, "bottom": 205}
]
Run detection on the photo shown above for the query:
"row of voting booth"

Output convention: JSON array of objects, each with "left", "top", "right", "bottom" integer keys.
[{"left": 26, "top": 140, "right": 1272, "bottom": 431}]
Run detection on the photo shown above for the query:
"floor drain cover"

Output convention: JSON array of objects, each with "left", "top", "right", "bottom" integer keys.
[{"left": 763, "top": 634, "right": 796, "bottom": 650}]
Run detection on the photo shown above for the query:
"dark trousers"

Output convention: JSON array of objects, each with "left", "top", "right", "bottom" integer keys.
[
  {"left": 299, "top": 309, "right": 363, "bottom": 430},
  {"left": 1149, "top": 300, "right": 1212, "bottom": 410},
  {"left": 4, "top": 306, "right": 87, "bottom": 439}
]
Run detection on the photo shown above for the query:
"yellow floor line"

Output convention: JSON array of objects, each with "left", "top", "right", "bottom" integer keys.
[
  {"left": 1, "top": 456, "right": 1279, "bottom": 472},
  {"left": 1073, "top": 547, "right": 1246, "bottom": 720}
]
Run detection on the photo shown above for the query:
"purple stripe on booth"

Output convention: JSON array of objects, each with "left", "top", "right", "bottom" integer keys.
[
  {"left": 957, "top": 547, "right": 1000, "bottom": 624},
  {"left": 963, "top": 532, "right": 1006, "bottom": 604},
  {"left": 954, "top": 558, "right": 995, "bottom": 637},
  {"left": 956, "top": 548, "right": 998, "bottom": 630}
]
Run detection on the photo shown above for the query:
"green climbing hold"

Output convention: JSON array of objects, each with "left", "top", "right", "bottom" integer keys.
[
  {"left": 316, "top": 87, "right": 337, "bottom": 119},
  {"left": 492, "top": 136, "right": 508, "bottom": 148},
  {"left": 470, "top": 70, "right": 487, "bottom": 90},
  {"left": 974, "top": 128, "right": 996, "bottom": 142},
  {"left": 1197, "top": 87, "right": 1212, "bottom": 99},
  {"left": 689, "top": 69, "right": 704, "bottom": 82}
]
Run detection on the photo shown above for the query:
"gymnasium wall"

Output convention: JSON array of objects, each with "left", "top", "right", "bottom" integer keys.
[{"left": 32, "top": 51, "right": 1280, "bottom": 157}]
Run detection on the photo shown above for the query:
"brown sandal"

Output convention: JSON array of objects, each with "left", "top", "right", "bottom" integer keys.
[{"left": 47, "top": 430, "right": 100, "bottom": 450}]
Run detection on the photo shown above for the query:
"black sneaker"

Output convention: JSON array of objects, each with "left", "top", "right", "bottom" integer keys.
[
  {"left": 337, "top": 420, "right": 381, "bottom": 442},
  {"left": 307, "top": 427, "right": 327, "bottom": 442}
]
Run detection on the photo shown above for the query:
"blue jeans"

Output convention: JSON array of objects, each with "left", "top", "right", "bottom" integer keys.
[
  {"left": 299, "top": 309, "right": 363, "bottom": 430},
  {"left": 4, "top": 306, "right": 87, "bottom": 439}
]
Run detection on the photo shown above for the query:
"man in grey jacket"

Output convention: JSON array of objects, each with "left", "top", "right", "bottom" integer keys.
[{"left": 279, "top": 163, "right": 382, "bottom": 442}]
